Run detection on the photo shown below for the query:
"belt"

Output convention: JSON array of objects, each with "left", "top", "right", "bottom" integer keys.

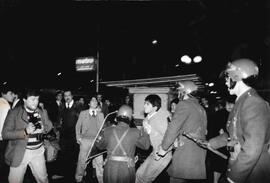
[
  {"left": 108, "top": 156, "right": 135, "bottom": 168},
  {"left": 109, "top": 156, "right": 131, "bottom": 162}
]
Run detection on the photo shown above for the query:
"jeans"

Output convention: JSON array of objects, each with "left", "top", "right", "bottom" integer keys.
[
  {"left": 136, "top": 151, "right": 172, "bottom": 183},
  {"left": 8, "top": 146, "right": 48, "bottom": 183}
]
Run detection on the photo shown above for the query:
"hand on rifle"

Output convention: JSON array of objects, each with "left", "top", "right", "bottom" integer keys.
[
  {"left": 196, "top": 139, "right": 210, "bottom": 149},
  {"left": 155, "top": 145, "right": 167, "bottom": 161},
  {"left": 183, "top": 132, "right": 210, "bottom": 149}
]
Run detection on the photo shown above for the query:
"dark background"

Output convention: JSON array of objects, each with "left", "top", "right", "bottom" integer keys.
[{"left": 0, "top": 0, "right": 269, "bottom": 96}]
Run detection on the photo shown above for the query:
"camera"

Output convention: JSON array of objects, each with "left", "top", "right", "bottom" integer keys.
[
  {"left": 28, "top": 112, "right": 42, "bottom": 130},
  {"left": 36, "top": 129, "right": 57, "bottom": 141},
  {"left": 227, "top": 146, "right": 234, "bottom": 152},
  {"left": 227, "top": 138, "right": 238, "bottom": 152}
]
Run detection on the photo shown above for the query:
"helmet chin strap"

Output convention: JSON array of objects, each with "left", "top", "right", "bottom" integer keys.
[
  {"left": 178, "top": 91, "right": 191, "bottom": 100},
  {"left": 187, "top": 93, "right": 194, "bottom": 99},
  {"left": 178, "top": 91, "right": 185, "bottom": 100},
  {"left": 228, "top": 77, "right": 237, "bottom": 90}
]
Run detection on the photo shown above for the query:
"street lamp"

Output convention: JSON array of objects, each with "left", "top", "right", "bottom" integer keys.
[
  {"left": 181, "top": 55, "right": 192, "bottom": 64},
  {"left": 193, "top": 55, "right": 202, "bottom": 63},
  {"left": 180, "top": 55, "right": 202, "bottom": 64}
]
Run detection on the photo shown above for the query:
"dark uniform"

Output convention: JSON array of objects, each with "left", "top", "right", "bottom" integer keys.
[
  {"left": 161, "top": 97, "right": 208, "bottom": 181},
  {"left": 96, "top": 122, "right": 150, "bottom": 183},
  {"left": 209, "top": 89, "right": 270, "bottom": 183}
]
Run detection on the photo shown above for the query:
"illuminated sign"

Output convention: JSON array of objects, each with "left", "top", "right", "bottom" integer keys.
[{"left": 75, "top": 57, "right": 95, "bottom": 72}]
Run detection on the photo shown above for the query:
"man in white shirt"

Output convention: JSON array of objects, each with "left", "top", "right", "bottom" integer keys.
[
  {"left": 75, "top": 96, "right": 104, "bottom": 183},
  {"left": 136, "top": 94, "right": 172, "bottom": 183}
]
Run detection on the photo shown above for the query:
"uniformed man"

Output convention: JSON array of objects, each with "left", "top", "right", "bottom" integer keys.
[
  {"left": 95, "top": 105, "right": 151, "bottom": 183},
  {"left": 157, "top": 80, "right": 208, "bottom": 183},
  {"left": 208, "top": 58, "right": 270, "bottom": 183}
]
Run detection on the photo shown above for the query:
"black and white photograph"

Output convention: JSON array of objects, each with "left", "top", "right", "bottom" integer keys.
[{"left": 0, "top": 1, "right": 269, "bottom": 183}]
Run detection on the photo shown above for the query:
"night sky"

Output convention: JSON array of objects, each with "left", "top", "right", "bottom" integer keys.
[{"left": 0, "top": 1, "right": 269, "bottom": 94}]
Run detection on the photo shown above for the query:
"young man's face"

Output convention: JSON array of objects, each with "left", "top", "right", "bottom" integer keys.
[
  {"left": 64, "top": 91, "right": 73, "bottom": 103},
  {"left": 89, "top": 97, "right": 98, "bottom": 109},
  {"left": 24, "top": 96, "right": 39, "bottom": 111},
  {"left": 56, "top": 93, "right": 63, "bottom": 101},
  {"left": 143, "top": 101, "right": 156, "bottom": 114},
  {"left": 97, "top": 94, "right": 102, "bottom": 102},
  {"left": 2, "top": 91, "right": 14, "bottom": 103}
]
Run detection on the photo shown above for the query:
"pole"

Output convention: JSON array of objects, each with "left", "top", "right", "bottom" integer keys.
[
  {"left": 96, "top": 51, "right": 99, "bottom": 93},
  {"left": 96, "top": 23, "right": 100, "bottom": 94}
]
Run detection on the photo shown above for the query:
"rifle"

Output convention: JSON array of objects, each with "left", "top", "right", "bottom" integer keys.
[{"left": 183, "top": 132, "right": 228, "bottom": 160}]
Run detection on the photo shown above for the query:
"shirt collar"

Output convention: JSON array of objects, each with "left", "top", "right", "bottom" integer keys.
[
  {"left": 56, "top": 100, "right": 61, "bottom": 106},
  {"left": 147, "top": 111, "right": 157, "bottom": 120},
  {"left": 66, "top": 100, "right": 74, "bottom": 108},
  {"left": 89, "top": 108, "right": 98, "bottom": 115}
]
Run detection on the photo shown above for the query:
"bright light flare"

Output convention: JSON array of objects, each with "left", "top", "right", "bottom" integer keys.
[
  {"left": 181, "top": 55, "right": 192, "bottom": 64},
  {"left": 193, "top": 56, "right": 202, "bottom": 63}
]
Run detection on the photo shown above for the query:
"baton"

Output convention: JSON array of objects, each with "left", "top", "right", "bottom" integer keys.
[
  {"left": 183, "top": 132, "right": 228, "bottom": 160},
  {"left": 88, "top": 150, "right": 107, "bottom": 159}
]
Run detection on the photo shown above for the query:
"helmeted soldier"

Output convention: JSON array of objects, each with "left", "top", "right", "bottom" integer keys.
[
  {"left": 95, "top": 105, "right": 150, "bottom": 183},
  {"left": 208, "top": 58, "right": 270, "bottom": 183},
  {"left": 157, "top": 80, "right": 208, "bottom": 183}
]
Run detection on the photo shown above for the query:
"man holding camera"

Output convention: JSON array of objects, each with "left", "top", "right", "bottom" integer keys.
[{"left": 2, "top": 88, "right": 53, "bottom": 183}]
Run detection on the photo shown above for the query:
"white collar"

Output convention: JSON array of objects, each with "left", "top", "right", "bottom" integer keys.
[
  {"left": 147, "top": 111, "right": 157, "bottom": 120},
  {"left": 66, "top": 100, "right": 74, "bottom": 108},
  {"left": 89, "top": 108, "right": 98, "bottom": 115},
  {"left": 56, "top": 100, "right": 61, "bottom": 106},
  {"left": 12, "top": 99, "right": 19, "bottom": 109},
  {"left": 236, "top": 86, "right": 251, "bottom": 101}
]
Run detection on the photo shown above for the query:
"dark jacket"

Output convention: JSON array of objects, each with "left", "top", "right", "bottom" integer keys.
[
  {"left": 60, "top": 102, "right": 81, "bottom": 140},
  {"left": 162, "top": 97, "right": 207, "bottom": 179},
  {"left": 209, "top": 89, "right": 270, "bottom": 183},
  {"left": 2, "top": 106, "right": 53, "bottom": 167}
]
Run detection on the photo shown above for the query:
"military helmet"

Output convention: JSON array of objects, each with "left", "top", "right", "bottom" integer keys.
[
  {"left": 177, "top": 80, "right": 198, "bottom": 95},
  {"left": 117, "top": 105, "right": 133, "bottom": 120},
  {"left": 225, "top": 58, "right": 259, "bottom": 82}
]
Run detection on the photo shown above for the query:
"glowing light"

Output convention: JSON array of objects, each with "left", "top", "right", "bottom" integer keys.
[
  {"left": 181, "top": 55, "right": 192, "bottom": 64},
  {"left": 193, "top": 56, "right": 202, "bottom": 63},
  {"left": 57, "top": 73, "right": 62, "bottom": 76},
  {"left": 208, "top": 83, "right": 214, "bottom": 87},
  {"left": 152, "top": 39, "right": 158, "bottom": 45}
]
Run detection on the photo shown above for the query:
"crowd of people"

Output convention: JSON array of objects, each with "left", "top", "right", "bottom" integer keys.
[{"left": 0, "top": 58, "right": 270, "bottom": 183}]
